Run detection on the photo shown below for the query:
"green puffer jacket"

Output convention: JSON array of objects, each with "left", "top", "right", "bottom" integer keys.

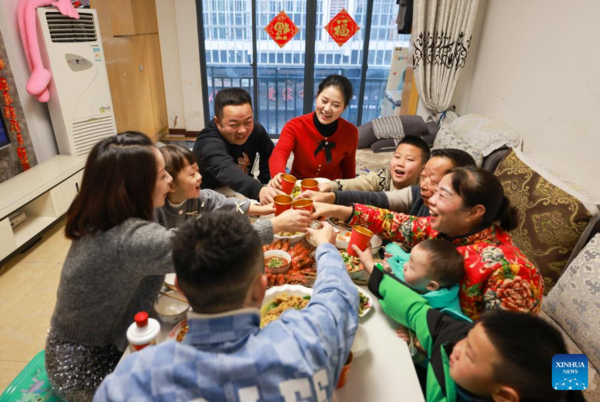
[{"left": 368, "top": 267, "right": 474, "bottom": 402}]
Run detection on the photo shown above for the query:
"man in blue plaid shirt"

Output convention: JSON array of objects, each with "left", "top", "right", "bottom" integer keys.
[{"left": 95, "top": 211, "right": 359, "bottom": 402}]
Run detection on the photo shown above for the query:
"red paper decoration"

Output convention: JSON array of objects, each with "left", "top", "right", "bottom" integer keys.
[
  {"left": 324, "top": 9, "right": 360, "bottom": 47},
  {"left": 264, "top": 11, "right": 299, "bottom": 49},
  {"left": 0, "top": 57, "right": 30, "bottom": 170}
]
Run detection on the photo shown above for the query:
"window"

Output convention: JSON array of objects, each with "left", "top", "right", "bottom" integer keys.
[{"left": 198, "top": 0, "right": 410, "bottom": 136}]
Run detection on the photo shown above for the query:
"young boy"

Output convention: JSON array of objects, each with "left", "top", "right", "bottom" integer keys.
[
  {"left": 353, "top": 244, "right": 571, "bottom": 402},
  {"left": 94, "top": 212, "right": 359, "bottom": 401},
  {"left": 324, "top": 135, "right": 430, "bottom": 192},
  {"left": 155, "top": 145, "right": 310, "bottom": 243},
  {"left": 361, "top": 240, "right": 469, "bottom": 365}
]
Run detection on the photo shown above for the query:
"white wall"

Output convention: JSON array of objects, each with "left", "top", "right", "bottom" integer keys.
[
  {"left": 156, "top": 0, "right": 205, "bottom": 131},
  {"left": 156, "top": 0, "right": 204, "bottom": 131},
  {"left": 174, "top": 0, "right": 205, "bottom": 131},
  {"left": 156, "top": 0, "right": 186, "bottom": 129},
  {"left": 0, "top": 0, "right": 58, "bottom": 162},
  {"left": 452, "top": 0, "right": 600, "bottom": 197}
]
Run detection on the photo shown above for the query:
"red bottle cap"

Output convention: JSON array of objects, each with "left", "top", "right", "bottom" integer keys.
[{"left": 134, "top": 312, "right": 148, "bottom": 327}]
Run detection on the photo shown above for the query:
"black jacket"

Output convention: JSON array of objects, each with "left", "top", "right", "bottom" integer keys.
[{"left": 193, "top": 120, "right": 274, "bottom": 200}]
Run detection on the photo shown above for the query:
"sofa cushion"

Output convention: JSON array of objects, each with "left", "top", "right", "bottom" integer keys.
[
  {"left": 358, "top": 116, "right": 428, "bottom": 149},
  {"left": 543, "top": 234, "right": 600, "bottom": 372},
  {"left": 358, "top": 121, "right": 376, "bottom": 149},
  {"left": 495, "top": 149, "right": 600, "bottom": 293},
  {"left": 481, "top": 147, "right": 508, "bottom": 173},
  {"left": 539, "top": 310, "right": 600, "bottom": 397},
  {"left": 370, "top": 138, "right": 397, "bottom": 153},
  {"left": 451, "top": 114, "right": 522, "bottom": 157},
  {"left": 432, "top": 125, "right": 484, "bottom": 167}
]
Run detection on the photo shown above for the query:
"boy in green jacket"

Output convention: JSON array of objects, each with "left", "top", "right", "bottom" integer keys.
[{"left": 354, "top": 245, "right": 571, "bottom": 402}]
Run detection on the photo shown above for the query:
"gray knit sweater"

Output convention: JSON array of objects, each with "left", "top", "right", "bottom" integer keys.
[
  {"left": 50, "top": 219, "right": 175, "bottom": 351},
  {"left": 154, "top": 189, "right": 274, "bottom": 244}
]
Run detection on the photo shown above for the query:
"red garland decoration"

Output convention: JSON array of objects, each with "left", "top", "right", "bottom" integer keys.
[
  {"left": 264, "top": 11, "right": 299, "bottom": 49},
  {"left": 324, "top": 9, "right": 360, "bottom": 47},
  {"left": 0, "top": 58, "right": 30, "bottom": 171}
]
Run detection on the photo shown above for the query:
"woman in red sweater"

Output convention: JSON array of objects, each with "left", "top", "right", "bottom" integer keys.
[{"left": 269, "top": 75, "right": 358, "bottom": 185}]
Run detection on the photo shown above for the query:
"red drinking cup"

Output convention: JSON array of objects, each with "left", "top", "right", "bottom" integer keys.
[
  {"left": 292, "top": 198, "right": 313, "bottom": 213},
  {"left": 280, "top": 173, "right": 297, "bottom": 195},
  {"left": 274, "top": 195, "right": 293, "bottom": 216},
  {"left": 347, "top": 226, "right": 374, "bottom": 257},
  {"left": 336, "top": 352, "right": 354, "bottom": 389},
  {"left": 300, "top": 178, "right": 319, "bottom": 193}
]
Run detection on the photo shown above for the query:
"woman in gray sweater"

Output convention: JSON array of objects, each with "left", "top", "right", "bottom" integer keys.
[{"left": 45, "top": 132, "right": 176, "bottom": 401}]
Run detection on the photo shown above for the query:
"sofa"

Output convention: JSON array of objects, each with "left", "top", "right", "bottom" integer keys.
[{"left": 356, "top": 114, "right": 600, "bottom": 399}]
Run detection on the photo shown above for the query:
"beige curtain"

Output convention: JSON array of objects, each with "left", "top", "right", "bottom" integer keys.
[{"left": 412, "top": 0, "right": 479, "bottom": 115}]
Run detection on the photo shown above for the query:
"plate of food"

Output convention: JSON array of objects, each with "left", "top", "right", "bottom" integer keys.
[
  {"left": 335, "top": 230, "right": 383, "bottom": 255},
  {"left": 167, "top": 318, "right": 189, "bottom": 342},
  {"left": 326, "top": 216, "right": 353, "bottom": 231},
  {"left": 340, "top": 250, "right": 369, "bottom": 282},
  {"left": 273, "top": 220, "right": 322, "bottom": 244},
  {"left": 273, "top": 231, "right": 307, "bottom": 244},
  {"left": 260, "top": 285, "right": 313, "bottom": 327},
  {"left": 357, "top": 286, "right": 373, "bottom": 318}
]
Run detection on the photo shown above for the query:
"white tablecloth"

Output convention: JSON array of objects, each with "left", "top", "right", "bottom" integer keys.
[
  {"left": 331, "top": 286, "right": 425, "bottom": 401},
  {"left": 128, "top": 285, "right": 425, "bottom": 401}
]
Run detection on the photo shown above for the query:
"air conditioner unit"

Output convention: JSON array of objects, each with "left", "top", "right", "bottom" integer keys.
[{"left": 36, "top": 7, "right": 117, "bottom": 157}]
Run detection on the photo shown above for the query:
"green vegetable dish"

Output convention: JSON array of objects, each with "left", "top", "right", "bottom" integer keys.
[
  {"left": 358, "top": 292, "right": 369, "bottom": 315},
  {"left": 265, "top": 256, "right": 288, "bottom": 269}
]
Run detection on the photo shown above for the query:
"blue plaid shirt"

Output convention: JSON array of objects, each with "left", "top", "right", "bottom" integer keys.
[{"left": 94, "top": 243, "right": 359, "bottom": 402}]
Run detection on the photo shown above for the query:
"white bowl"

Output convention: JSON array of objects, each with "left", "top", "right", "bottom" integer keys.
[
  {"left": 351, "top": 324, "right": 369, "bottom": 358},
  {"left": 263, "top": 249, "right": 292, "bottom": 274},
  {"left": 154, "top": 291, "right": 190, "bottom": 324},
  {"left": 164, "top": 273, "right": 176, "bottom": 286},
  {"left": 335, "top": 230, "right": 383, "bottom": 255}
]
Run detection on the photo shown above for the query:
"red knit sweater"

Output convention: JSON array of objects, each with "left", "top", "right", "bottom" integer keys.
[{"left": 269, "top": 113, "right": 358, "bottom": 180}]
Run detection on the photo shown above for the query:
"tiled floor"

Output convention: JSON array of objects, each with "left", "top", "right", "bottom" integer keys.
[{"left": 0, "top": 219, "right": 69, "bottom": 393}]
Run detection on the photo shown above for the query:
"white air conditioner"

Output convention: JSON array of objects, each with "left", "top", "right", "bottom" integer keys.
[{"left": 36, "top": 7, "right": 117, "bottom": 157}]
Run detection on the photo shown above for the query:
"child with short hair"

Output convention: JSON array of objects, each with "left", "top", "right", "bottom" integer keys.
[
  {"left": 155, "top": 145, "right": 310, "bottom": 243},
  {"left": 95, "top": 213, "right": 359, "bottom": 401},
  {"left": 354, "top": 244, "right": 573, "bottom": 402},
  {"left": 324, "top": 135, "right": 431, "bottom": 192},
  {"left": 359, "top": 239, "right": 469, "bottom": 365}
]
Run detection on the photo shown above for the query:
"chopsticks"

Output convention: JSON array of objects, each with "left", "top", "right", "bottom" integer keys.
[
  {"left": 159, "top": 291, "right": 188, "bottom": 303},
  {"left": 161, "top": 281, "right": 188, "bottom": 303},
  {"left": 164, "top": 282, "right": 181, "bottom": 294}
]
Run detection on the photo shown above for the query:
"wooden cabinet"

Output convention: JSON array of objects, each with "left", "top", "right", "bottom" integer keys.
[
  {"left": 108, "top": 0, "right": 158, "bottom": 36},
  {"left": 91, "top": 0, "right": 167, "bottom": 141},
  {"left": 0, "top": 156, "right": 86, "bottom": 263}
]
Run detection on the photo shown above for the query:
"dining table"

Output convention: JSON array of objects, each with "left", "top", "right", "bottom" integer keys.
[
  {"left": 331, "top": 285, "right": 425, "bottom": 401},
  {"left": 130, "top": 282, "right": 425, "bottom": 402}
]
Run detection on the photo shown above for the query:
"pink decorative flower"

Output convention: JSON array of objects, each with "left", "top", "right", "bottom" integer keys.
[{"left": 497, "top": 276, "right": 535, "bottom": 313}]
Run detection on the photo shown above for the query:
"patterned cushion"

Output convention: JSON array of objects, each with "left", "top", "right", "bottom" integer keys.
[
  {"left": 544, "top": 234, "right": 600, "bottom": 371},
  {"left": 540, "top": 309, "right": 600, "bottom": 393},
  {"left": 432, "top": 125, "right": 484, "bottom": 167},
  {"left": 495, "top": 149, "right": 600, "bottom": 293}
]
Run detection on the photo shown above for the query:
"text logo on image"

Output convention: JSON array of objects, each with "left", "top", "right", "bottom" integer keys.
[{"left": 552, "top": 354, "right": 587, "bottom": 391}]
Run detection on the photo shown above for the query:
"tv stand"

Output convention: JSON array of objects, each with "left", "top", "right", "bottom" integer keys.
[{"left": 0, "top": 155, "right": 86, "bottom": 265}]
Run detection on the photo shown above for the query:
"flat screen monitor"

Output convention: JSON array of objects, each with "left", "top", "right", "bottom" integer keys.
[{"left": 0, "top": 116, "right": 11, "bottom": 150}]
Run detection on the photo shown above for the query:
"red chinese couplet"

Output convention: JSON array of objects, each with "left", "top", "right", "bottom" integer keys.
[
  {"left": 324, "top": 9, "right": 360, "bottom": 47},
  {"left": 264, "top": 11, "right": 299, "bottom": 49}
]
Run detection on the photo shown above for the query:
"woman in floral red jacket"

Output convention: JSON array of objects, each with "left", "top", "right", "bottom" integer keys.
[{"left": 314, "top": 166, "right": 543, "bottom": 320}]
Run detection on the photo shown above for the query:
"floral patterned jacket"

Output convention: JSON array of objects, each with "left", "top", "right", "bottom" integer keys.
[{"left": 349, "top": 204, "right": 544, "bottom": 320}]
